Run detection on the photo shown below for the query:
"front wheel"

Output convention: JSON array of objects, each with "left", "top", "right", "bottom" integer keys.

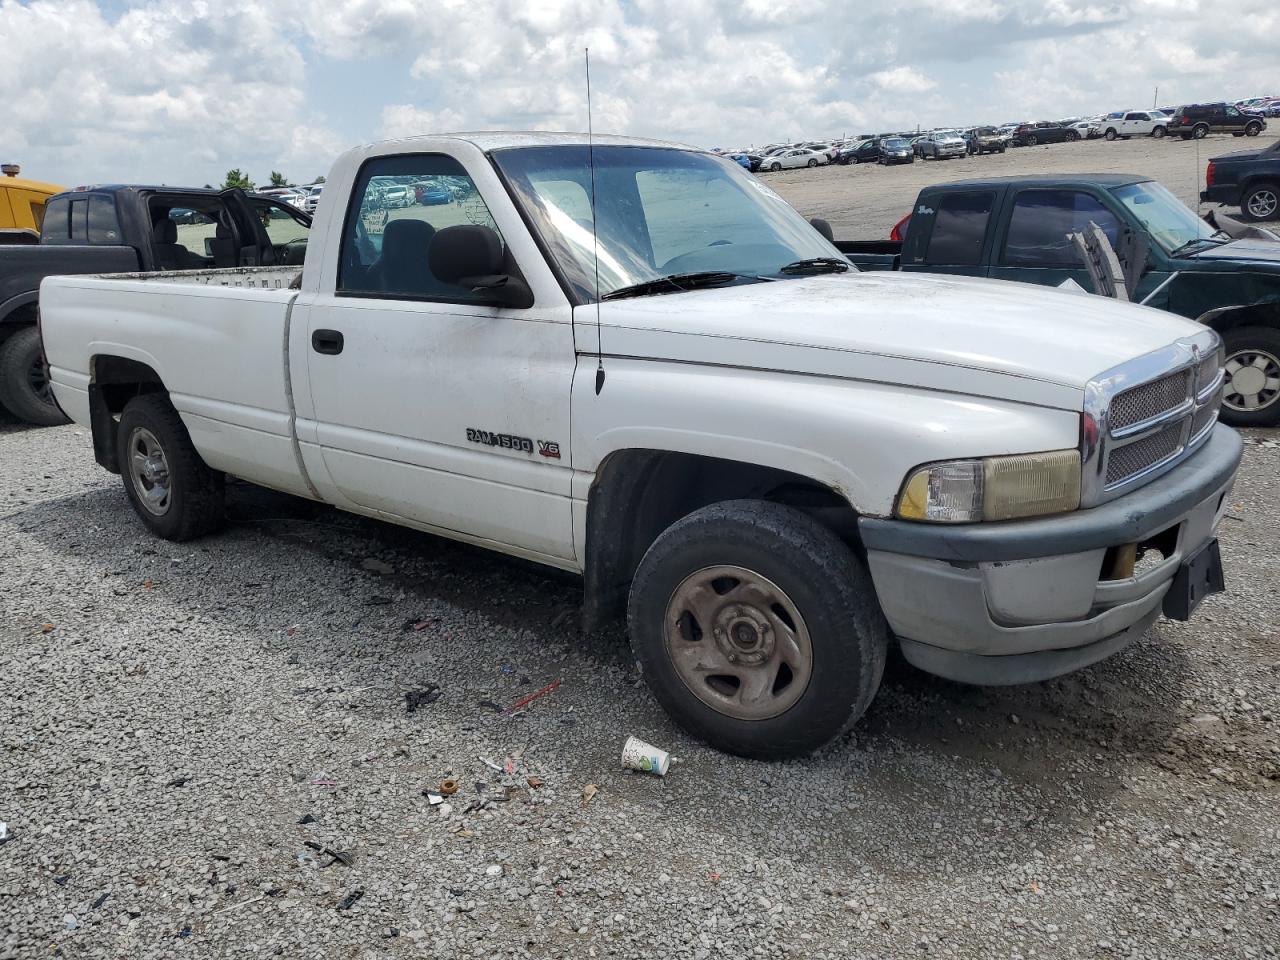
[
  {"left": 1240, "top": 181, "right": 1279, "bottom": 222},
  {"left": 770, "top": 162, "right": 781, "bottom": 172},
  {"left": 116, "top": 394, "right": 226, "bottom": 540},
  {"left": 0, "top": 325, "right": 70, "bottom": 427},
  {"left": 1220, "top": 326, "right": 1280, "bottom": 427},
  {"left": 627, "top": 500, "right": 888, "bottom": 760}
]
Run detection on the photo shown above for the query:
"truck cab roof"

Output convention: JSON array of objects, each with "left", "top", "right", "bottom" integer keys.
[{"left": 921, "top": 174, "right": 1152, "bottom": 192}]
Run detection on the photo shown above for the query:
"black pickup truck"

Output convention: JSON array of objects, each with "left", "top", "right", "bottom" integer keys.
[
  {"left": 0, "top": 186, "right": 309, "bottom": 424},
  {"left": 835, "top": 174, "right": 1280, "bottom": 425},
  {"left": 1201, "top": 141, "right": 1280, "bottom": 223}
]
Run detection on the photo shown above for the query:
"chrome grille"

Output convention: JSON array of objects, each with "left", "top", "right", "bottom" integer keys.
[
  {"left": 1109, "top": 370, "right": 1191, "bottom": 432},
  {"left": 1196, "top": 352, "right": 1221, "bottom": 397},
  {"left": 1105, "top": 423, "right": 1183, "bottom": 486},
  {"left": 1191, "top": 389, "right": 1221, "bottom": 439}
]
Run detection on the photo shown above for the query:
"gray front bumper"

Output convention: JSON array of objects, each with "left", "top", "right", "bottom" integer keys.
[{"left": 857, "top": 425, "right": 1242, "bottom": 684}]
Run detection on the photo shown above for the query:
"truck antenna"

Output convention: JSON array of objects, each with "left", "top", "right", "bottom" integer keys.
[{"left": 586, "top": 47, "right": 606, "bottom": 395}]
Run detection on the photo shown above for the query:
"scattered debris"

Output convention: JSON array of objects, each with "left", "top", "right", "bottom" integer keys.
[
  {"left": 64, "top": 914, "right": 78, "bottom": 931},
  {"left": 178, "top": 926, "right": 192, "bottom": 938},
  {"left": 500, "top": 664, "right": 516, "bottom": 674},
  {"left": 298, "top": 814, "right": 317, "bottom": 825},
  {"left": 478, "top": 756, "right": 503, "bottom": 772},
  {"left": 166, "top": 776, "right": 190, "bottom": 788},
  {"left": 477, "top": 699, "right": 503, "bottom": 713},
  {"left": 91, "top": 893, "right": 110, "bottom": 910},
  {"left": 40, "top": 622, "right": 56, "bottom": 633},
  {"left": 311, "top": 777, "right": 339, "bottom": 788},
  {"left": 401, "top": 618, "right": 432, "bottom": 632},
  {"left": 423, "top": 791, "right": 445, "bottom": 805},
  {"left": 708, "top": 871, "right": 721, "bottom": 884},
  {"left": 621, "top": 736, "right": 671, "bottom": 776},
  {"left": 405, "top": 685, "right": 441, "bottom": 713},
  {"left": 506, "top": 679, "right": 561, "bottom": 714},
  {"left": 526, "top": 776, "right": 545, "bottom": 789},
  {"left": 0, "top": 823, "right": 8, "bottom": 845},
  {"left": 215, "top": 893, "right": 268, "bottom": 915},
  {"left": 53, "top": 875, "right": 69, "bottom": 886},
  {"left": 503, "top": 757, "right": 521, "bottom": 776},
  {"left": 336, "top": 889, "right": 365, "bottom": 911},
  {"left": 485, "top": 864, "right": 502, "bottom": 876},
  {"left": 304, "top": 840, "right": 355, "bottom": 868},
  {"left": 439, "top": 778, "right": 459, "bottom": 796},
  {"left": 581, "top": 783, "right": 598, "bottom": 806}
]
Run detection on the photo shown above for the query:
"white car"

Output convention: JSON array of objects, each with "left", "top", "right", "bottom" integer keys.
[
  {"left": 381, "top": 184, "right": 412, "bottom": 208},
  {"left": 1101, "top": 111, "right": 1170, "bottom": 140},
  {"left": 761, "top": 148, "right": 828, "bottom": 171},
  {"left": 303, "top": 185, "right": 323, "bottom": 213},
  {"left": 40, "top": 132, "right": 1239, "bottom": 761},
  {"left": 1069, "top": 119, "right": 1100, "bottom": 139}
]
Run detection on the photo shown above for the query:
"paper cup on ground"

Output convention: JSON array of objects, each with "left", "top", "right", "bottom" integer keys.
[{"left": 621, "top": 736, "right": 670, "bottom": 776}]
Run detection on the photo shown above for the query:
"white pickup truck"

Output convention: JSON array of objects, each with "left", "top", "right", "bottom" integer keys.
[{"left": 40, "top": 133, "right": 1242, "bottom": 759}]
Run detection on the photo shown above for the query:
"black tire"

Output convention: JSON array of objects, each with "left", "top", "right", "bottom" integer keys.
[
  {"left": 1240, "top": 181, "right": 1279, "bottom": 222},
  {"left": 1153, "top": 126, "right": 1166, "bottom": 138},
  {"left": 1180, "top": 133, "right": 1192, "bottom": 141},
  {"left": 1067, "top": 130, "right": 1080, "bottom": 142},
  {"left": 769, "top": 162, "right": 781, "bottom": 172},
  {"left": 116, "top": 394, "right": 225, "bottom": 540},
  {"left": 1245, "top": 121, "right": 1262, "bottom": 137},
  {"left": 1193, "top": 123, "right": 1209, "bottom": 139},
  {"left": 627, "top": 500, "right": 889, "bottom": 759},
  {"left": 807, "top": 158, "right": 818, "bottom": 168},
  {"left": 1219, "top": 326, "right": 1280, "bottom": 427},
  {"left": 0, "top": 325, "right": 70, "bottom": 427}
]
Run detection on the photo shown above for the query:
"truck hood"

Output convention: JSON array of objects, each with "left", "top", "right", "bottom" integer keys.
[
  {"left": 588, "top": 271, "right": 1204, "bottom": 410},
  {"left": 1186, "top": 238, "right": 1280, "bottom": 266}
]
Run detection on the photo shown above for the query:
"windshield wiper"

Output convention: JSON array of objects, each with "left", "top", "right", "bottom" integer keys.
[
  {"left": 600, "top": 272, "right": 755, "bottom": 301},
  {"left": 1168, "top": 237, "right": 1226, "bottom": 258},
  {"left": 778, "top": 257, "right": 851, "bottom": 275}
]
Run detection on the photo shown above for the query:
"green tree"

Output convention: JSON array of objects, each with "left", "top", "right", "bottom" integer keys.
[
  {"left": 221, "top": 168, "right": 255, "bottom": 191},
  {"left": 314, "top": 175, "right": 326, "bottom": 184},
  {"left": 269, "top": 171, "right": 289, "bottom": 187}
]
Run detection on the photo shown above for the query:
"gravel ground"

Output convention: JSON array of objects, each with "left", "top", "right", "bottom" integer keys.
[
  {"left": 765, "top": 131, "right": 1280, "bottom": 240},
  {"left": 1, "top": 418, "right": 1278, "bottom": 958},
  {"left": 3, "top": 134, "right": 1280, "bottom": 957}
]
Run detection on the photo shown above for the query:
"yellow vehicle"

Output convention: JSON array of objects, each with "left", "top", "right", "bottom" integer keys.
[{"left": 1, "top": 164, "right": 64, "bottom": 241}]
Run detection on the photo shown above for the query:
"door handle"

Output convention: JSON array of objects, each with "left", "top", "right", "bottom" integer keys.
[{"left": 312, "top": 329, "right": 344, "bottom": 355}]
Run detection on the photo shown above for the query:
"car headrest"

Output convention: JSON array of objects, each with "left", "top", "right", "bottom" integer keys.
[
  {"left": 215, "top": 224, "right": 232, "bottom": 239},
  {"left": 154, "top": 219, "right": 177, "bottom": 244},
  {"left": 429, "top": 224, "right": 503, "bottom": 283},
  {"left": 381, "top": 218, "right": 435, "bottom": 262}
]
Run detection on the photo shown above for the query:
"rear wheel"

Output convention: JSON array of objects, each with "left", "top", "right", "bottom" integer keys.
[
  {"left": 1240, "top": 182, "right": 1279, "bottom": 222},
  {"left": 1153, "top": 126, "right": 1166, "bottom": 138},
  {"left": 0, "top": 325, "right": 70, "bottom": 427},
  {"left": 116, "top": 394, "right": 225, "bottom": 540},
  {"left": 807, "top": 158, "right": 818, "bottom": 167},
  {"left": 1067, "top": 130, "right": 1080, "bottom": 141},
  {"left": 1220, "top": 326, "right": 1280, "bottom": 427},
  {"left": 1193, "top": 123, "right": 1209, "bottom": 139},
  {"left": 627, "top": 500, "right": 888, "bottom": 759},
  {"left": 770, "top": 162, "right": 781, "bottom": 172}
]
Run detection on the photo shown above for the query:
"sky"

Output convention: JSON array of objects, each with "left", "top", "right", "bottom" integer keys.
[{"left": 2, "top": 0, "right": 1276, "bottom": 188}]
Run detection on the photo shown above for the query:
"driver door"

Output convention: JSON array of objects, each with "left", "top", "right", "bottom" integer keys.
[
  {"left": 295, "top": 151, "right": 577, "bottom": 562},
  {"left": 988, "top": 188, "right": 1123, "bottom": 292}
]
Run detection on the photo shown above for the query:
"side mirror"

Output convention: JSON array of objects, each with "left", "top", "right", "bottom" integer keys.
[
  {"left": 810, "top": 217, "right": 834, "bottom": 242},
  {"left": 430, "top": 224, "right": 533, "bottom": 308}
]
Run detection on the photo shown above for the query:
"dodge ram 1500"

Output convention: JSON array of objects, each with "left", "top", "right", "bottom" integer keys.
[{"left": 40, "top": 133, "right": 1242, "bottom": 758}]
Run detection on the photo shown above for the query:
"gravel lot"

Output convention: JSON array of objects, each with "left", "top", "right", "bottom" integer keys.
[
  {"left": 766, "top": 131, "right": 1280, "bottom": 240},
  {"left": 3, "top": 134, "right": 1280, "bottom": 958}
]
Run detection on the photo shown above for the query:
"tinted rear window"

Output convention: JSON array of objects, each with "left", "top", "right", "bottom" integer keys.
[{"left": 924, "top": 192, "right": 994, "bottom": 266}]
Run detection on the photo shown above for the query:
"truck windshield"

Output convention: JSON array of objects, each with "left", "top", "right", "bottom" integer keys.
[
  {"left": 1109, "top": 181, "right": 1217, "bottom": 254},
  {"left": 491, "top": 145, "right": 843, "bottom": 302}
]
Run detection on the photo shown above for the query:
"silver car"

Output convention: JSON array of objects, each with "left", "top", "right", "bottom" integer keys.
[{"left": 920, "top": 130, "right": 968, "bottom": 160}]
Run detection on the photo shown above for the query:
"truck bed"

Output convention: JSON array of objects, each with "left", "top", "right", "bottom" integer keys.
[{"left": 88, "top": 264, "right": 301, "bottom": 289}]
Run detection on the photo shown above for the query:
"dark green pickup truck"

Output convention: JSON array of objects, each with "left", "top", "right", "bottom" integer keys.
[{"left": 835, "top": 174, "right": 1280, "bottom": 426}]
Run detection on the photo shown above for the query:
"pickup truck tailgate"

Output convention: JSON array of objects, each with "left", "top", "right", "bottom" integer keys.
[{"left": 41, "top": 267, "right": 310, "bottom": 496}]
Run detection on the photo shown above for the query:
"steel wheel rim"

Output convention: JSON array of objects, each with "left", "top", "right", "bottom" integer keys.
[
  {"left": 27, "top": 354, "right": 54, "bottom": 405},
  {"left": 663, "top": 564, "right": 813, "bottom": 721},
  {"left": 1246, "top": 189, "right": 1278, "bottom": 219},
  {"left": 128, "top": 427, "right": 173, "bottom": 515},
  {"left": 1223, "top": 348, "right": 1280, "bottom": 412}
]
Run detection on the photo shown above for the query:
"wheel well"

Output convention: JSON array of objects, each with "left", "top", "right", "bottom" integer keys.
[
  {"left": 0, "top": 303, "right": 37, "bottom": 343},
  {"left": 581, "top": 449, "right": 861, "bottom": 632},
  {"left": 1199, "top": 302, "right": 1280, "bottom": 334},
  {"left": 88, "top": 355, "right": 168, "bottom": 473}
]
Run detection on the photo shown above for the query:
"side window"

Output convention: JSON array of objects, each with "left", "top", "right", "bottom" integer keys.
[
  {"left": 1124, "top": 113, "right": 1140, "bottom": 121},
  {"left": 42, "top": 197, "right": 70, "bottom": 240},
  {"left": 256, "top": 200, "right": 310, "bottom": 247},
  {"left": 1003, "top": 190, "right": 1120, "bottom": 267},
  {"left": 924, "top": 192, "right": 994, "bottom": 267},
  {"left": 88, "top": 195, "right": 122, "bottom": 244},
  {"left": 70, "top": 198, "right": 88, "bottom": 242},
  {"left": 339, "top": 153, "right": 504, "bottom": 302},
  {"left": 1225, "top": 106, "right": 1240, "bottom": 118}
]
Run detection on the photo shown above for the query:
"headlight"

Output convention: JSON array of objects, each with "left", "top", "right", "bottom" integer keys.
[{"left": 896, "top": 450, "right": 1082, "bottom": 523}]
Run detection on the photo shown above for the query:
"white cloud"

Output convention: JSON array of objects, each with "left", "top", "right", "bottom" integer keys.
[{"left": 2, "top": 0, "right": 1275, "bottom": 187}]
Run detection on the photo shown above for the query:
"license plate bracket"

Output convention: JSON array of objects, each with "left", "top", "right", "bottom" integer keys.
[{"left": 1162, "top": 539, "right": 1225, "bottom": 621}]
